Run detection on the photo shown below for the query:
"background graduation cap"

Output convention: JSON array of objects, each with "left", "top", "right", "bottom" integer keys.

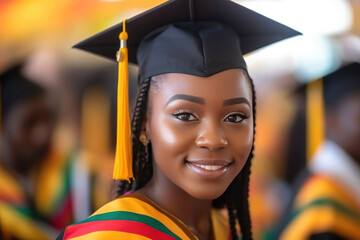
[
  {"left": 0, "top": 63, "right": 45, "bottom": 117},
  {"left": 74, "top": 0, "right": 301, "bottom": 181},
  {"left": 323, "top": 62, "right": 360, "bottom": 109}
]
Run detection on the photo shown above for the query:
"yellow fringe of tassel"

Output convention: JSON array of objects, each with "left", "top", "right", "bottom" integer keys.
[{"left": 113, "top": 20, "right": 134, "bottom": 181}]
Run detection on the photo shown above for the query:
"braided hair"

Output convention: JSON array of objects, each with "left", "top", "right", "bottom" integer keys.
[
  {"left": 212, "top": 70, "right": 256, "bottom": 240},
  {"left": 117, "top": 71, "right": 256, "bottom": 240},
  {"left": 116, "top": 77, "right": 152, "bottom": 196}
]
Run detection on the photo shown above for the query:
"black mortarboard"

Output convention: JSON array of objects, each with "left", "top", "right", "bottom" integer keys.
[
  {"left": 73, "top": 0, "right": 300, "bottom": 181},
  {"left": 0, "top": 63, "right": 45, "bottom": 116},
  {"left": 74, "top": 0, "right": 300, "bottom": 81},
  {"left": 323, "top": 62, "right": 360, "bottom": 109}
]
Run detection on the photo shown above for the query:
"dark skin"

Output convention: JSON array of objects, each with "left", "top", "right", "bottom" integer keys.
[
  {"left": 1, "top": 94, "right": 54, "bottom": 178},
  {"left": 137, "top": 69, "right": 254, "bottom": 239},
  {"left": 326, "top": 91, "right": 360, "bottom": 164}
]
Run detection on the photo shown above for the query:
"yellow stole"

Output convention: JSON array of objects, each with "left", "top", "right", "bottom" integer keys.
[
  {"left": 62, "top": 193, "right": 229, "bottom": 240},
  {"left": 280, "top": 174, "right": 360, "bottom": 240}
]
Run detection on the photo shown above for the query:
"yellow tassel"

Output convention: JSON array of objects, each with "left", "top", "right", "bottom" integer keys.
[
  {"left": 113, "top": 20, "right": 134, "bottom": 181},
  {"left": 0, "top": 83, "right": 2, "bottom": 166},
  {"left": 306, "top": 79, "right": 325, "bottom": 162}
]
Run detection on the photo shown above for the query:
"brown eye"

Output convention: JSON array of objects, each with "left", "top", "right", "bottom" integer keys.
[
  {"left": 224, "top": 113, "right": 247, "bottom": 123},
  {"left": 172, "top": 110, "right": 198, "bottom": 121}
]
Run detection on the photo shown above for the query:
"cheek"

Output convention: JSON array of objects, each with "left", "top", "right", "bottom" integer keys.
[
  {"left": 149, "top": 115, "right": 195, "bottom": 161},
  {"left": 151, "top": 117, "right": 178, "bottom": 146},
  {"left": 5, "top": 114, "right": 29, "bottom": 145},
  {"left": 228, "top": 123, "right": 254, "bottom": 166},
  {"left": 339, "top": 109, "right": 360, "bottom": 142},
  {"left": 8, "top": 123, "right": 28, "bottom": 146}
]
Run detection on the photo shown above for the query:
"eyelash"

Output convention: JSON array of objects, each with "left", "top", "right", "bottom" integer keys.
[
  {"left": 172, "top": 109, "right": 198, "bottom": 121},
  {"left": 223, "top": 112, "right": 249, "bottom": 123},
  {"left": 172, "top": 110, "right": 249, "bottom": 123}
]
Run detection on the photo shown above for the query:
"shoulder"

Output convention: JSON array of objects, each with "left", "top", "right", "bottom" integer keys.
[
  {"left": 297, "top": 173, "right": 360, "bottom": 215},
  {"left": 57, "top": 193, "right": 197, "bottom": 240},
  {"left": 294, "top": 174, "right": 357, "bottom": 208},
  {"left": 58, "top": 194, "right": 149, "bottom": 239},
  {"left": 280, "top": 174, "right": 360, "bottom": 240}
]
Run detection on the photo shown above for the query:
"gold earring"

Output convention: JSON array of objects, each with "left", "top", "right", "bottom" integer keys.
[{"left": 139, "top": 133, "right": 149, "bottom": 146}]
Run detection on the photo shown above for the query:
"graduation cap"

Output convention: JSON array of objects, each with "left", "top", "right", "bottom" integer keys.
[
  {"left": 323, "top": 62, "right": 360, "bottom": 109},
  {"left": 74, "top": 0, "right": 301, "bottom": 181},
  {"left": 0, "top": 63, "right": 45, "bottom": 117}
]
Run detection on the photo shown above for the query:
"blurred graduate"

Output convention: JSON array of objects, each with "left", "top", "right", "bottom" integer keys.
[
  {"left": 275, "top": 62, "right": 360, "bottom": 240},
  {"left": 0, "top": 63, "right": 74, "bottom": 239}
]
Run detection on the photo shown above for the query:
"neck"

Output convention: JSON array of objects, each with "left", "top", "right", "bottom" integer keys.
[{"left": 137, "top": 176, "right": 213, "bottom": 240}]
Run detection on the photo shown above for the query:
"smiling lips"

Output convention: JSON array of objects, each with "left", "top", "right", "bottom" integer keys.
[
  {"left": 193, "top": 164, "right": 223, "bottom": 171},
  {"left": 186, "top": 159, "right": 232, "bottom": 178}
]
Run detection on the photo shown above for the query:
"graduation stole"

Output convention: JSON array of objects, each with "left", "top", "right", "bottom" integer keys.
[
  {"left": 0, "top": 167, "right": 57, "bottom": 239},
  {"left": 62, "top": 193, "right": 228, "bottom": 240},
  {"left": 281, "top": 174, "right": 360, "bottom": 239},
  {"left": 34, "top": 148, "right": 74, "bottom": 229},
  {"left": 0, "top": 148, "right": 73, "bottom": 234},
  {"left": 62, "top": 193, "right": 196, "bottom": 240}
]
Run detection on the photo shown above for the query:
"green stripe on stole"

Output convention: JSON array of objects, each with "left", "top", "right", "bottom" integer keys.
[
  {"left": 73, "top": 211, "right": 182, "bottom": 240},
  {"left": 49, "top": 153, "right": 73, "bottom": 213},
  {"left": 289, "top": 198, "right": 360, "bottom": 223}
]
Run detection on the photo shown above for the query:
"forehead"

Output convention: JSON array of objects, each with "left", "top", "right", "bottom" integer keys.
[
  {"left": 150, "top": 69, "right": 252, "bottom": 105},
  {"left": 5, "top": 95, "right": 49, "bottom": 118}
]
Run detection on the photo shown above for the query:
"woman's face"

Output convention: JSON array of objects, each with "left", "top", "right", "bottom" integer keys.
[
  {"left": 3, "top": 94, "right": 54, "bottom": 173},
  {"left": 145, "top": 69, "right": 253, "bottom": 200}
]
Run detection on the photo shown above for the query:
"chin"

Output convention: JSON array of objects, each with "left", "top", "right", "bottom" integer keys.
[{"left": 185, "top": 184, "right": 228, "bottom": 201}]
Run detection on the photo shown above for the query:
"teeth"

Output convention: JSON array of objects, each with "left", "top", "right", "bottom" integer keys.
[{"left": 193, "top": 164, "right": 223, "bottom": 171}]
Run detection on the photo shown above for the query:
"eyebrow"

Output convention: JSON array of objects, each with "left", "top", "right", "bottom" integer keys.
[
  {"left": 223, "top": 97, "right": 251, "bottom": 107},
  {"left": 165, "top": 94, "right": 205, "bottom": 106}
]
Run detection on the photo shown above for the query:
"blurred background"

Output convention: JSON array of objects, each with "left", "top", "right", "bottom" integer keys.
[{"left": 0, "top": 0, "right": 359, "bottom": 239}]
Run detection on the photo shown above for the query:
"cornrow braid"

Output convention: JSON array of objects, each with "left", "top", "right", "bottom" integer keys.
[
  {"left": 237, "top": 74, "right": 256, "bottom": 240},
  {"left": 236, "top": 156, "right": 253, "bottom": 240},
  {"left": 116, "top": 179, "right": 131, "bottom": 197},
  {"left": 134, "top": 143, "right": 153, "bottom": 190},
  {"left": 224, "top": 72, "right": 256, "bottom": 240},
  {"left": 227, "top": 192, "right": 238, "bottom": 240}
]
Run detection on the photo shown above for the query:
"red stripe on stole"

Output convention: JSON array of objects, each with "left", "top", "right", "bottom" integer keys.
[
  {"left": 65, "top": 220, "right": 177, "bottom": 240},
  {"left": 0, "top": 194, "right": 25, "bottom": 204},
  {"left": 51, "top": 193, "right": 73, "bottom": 230}
]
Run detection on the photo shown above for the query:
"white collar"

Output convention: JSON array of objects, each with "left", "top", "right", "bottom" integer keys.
[{"left": 310, "top": 140, "right": 360, "bottom": 207}]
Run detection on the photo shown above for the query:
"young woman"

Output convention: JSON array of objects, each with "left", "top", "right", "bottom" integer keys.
[{"left": 58, "top": 0, "right": 299, "bottom": 239}]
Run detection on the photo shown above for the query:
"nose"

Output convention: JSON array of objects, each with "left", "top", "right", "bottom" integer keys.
[{"left": 195, "top": 120, "right": 228, "bottom": 151}]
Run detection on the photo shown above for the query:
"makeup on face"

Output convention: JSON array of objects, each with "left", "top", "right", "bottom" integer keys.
[{"left": 146, "top": 69, "right": 254, "bottom": 200}]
